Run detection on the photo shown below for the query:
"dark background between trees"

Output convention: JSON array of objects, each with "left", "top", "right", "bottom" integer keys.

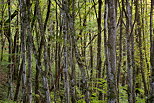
[{"left": 0, "top": 0, "right": 154, "bottom": 103}]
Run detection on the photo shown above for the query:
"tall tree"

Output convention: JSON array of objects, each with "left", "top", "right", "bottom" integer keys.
[
  {"left": 1, "top": 0, "right": 154, "bottom": 102},
  {"left": 96, "top": 0, "right": 103, "bottom": 100},
  {"left": 26, "top": 0, "right": 33, "bottom": 102},
  {"left": 106, "top": 0, "right": 117, "bottom": 102},
  {"left": 149, "top": 0, "right": 154, "bottom": 102},
  {"left": 7, "top": 0, "right": 13, "bottom": 100},
  {"left": 62, "top": 0, "right": 70, "bottom": 102},
  {"left": 125, "top": 0, "right": 136, "bottom": 102},
  {"left": 19, "top": 0, "right": 27, "bottom": 102},
  {"left": 70, "top": 0, "right": 76, "bottom": 102}
]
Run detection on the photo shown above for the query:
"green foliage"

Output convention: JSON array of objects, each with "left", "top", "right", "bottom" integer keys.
[
  {"left": 0, "top": 61, "right": 12, "bottom": 66},
  {"left": 0, "top": 100, "right": 16, "bottom": 103},
  {"left": 119, "top": 85, "right": 128, "bottom": 103},
  {"left": 136, "top": 96, "right": 145, "bottom": 103},
  {"left": 77, "top": 99, "right": 86, "bottom": 103},
  {"left": 136, "top": 88, "right": 144, "bottom": 94},
  {"left": 0, "top": 0, "right": 152, "bottom": 102},
  {"left": 119, "top": 85, "right": 146, "bottom": 103},
  {"left": 135, "top": 88, "right": 146, "bottom": 103},
  {"left": 90, "top": 93, "right": 106, "bottom": 103},
  {"left": 91, "top": 100, "right": 106, "bottom": 103}
]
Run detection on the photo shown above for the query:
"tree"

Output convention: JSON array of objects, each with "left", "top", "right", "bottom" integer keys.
[
  {"left": 125, "top": 0, "right": 135, "bottom": 102},
  {"left": 0, "top": 0, "right": 154, "bottom": 103},
  {"left": 19, "top": 0, "right": 27, "bottom": 102},
  {"left": 106, "top": 0, "right": 117, "bottom": 102},
  {"left": 96, "top": 0, "right": 102, "bottom": 100},
  {"left": 149, "top": 0, "right": 154, "bottom": 102},
  {"left": 62, "top": 0, "right": 70, "bottom": 102}
]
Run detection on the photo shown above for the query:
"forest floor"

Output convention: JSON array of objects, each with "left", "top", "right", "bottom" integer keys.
[{"left": 0, "top": 65, "right": 8, "bottom": 100}]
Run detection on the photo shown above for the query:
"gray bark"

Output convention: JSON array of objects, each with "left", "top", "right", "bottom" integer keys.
[
  {"left": 106, "top": 0, "right": 117, "bottom": 102},
  {"left": 126, "top": 0, "right": 135, "bottom": 102},
  {"left": 19, "top": 0, "right": 27, "bottom": 102},
  {"left": 35, "top": 0, "right": 51, "bottom": 103},
  {"left": 26, "top": 0, "right": 33, "bottom": 103},
  {"left": 70, "top": 0, "right": 76, "bottom": 102},
  {"left": 62, "top": 0, "right": 70, "bottom": 102}
]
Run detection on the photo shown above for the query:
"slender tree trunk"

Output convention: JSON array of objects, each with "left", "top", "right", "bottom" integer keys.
[
  {"left": 70, "top": 0, "right": 76, "bottom": 102},
  {"left": 34, "top": 4, "right": 40, "bottom": 100},
  {"left": 149, "top": 0, "right": 154, "bottom": 102},
  {"left": 106, "top": 0, "right": 117, "bottom": 102},
  {"left": 14, "top": 61, "right": 23, "bottom": 101},
  {"left": 0, "top": 0, "right": 5, "bottom": 62},
  {"left": 97, "top": 0, "right": 102, "bottom": 100},
  {"left": 117, "top": 6, "right": 123, "bottom": 103},
  {"left": 104, "top": 0, "right": 108, "bottom": 100},
  {"left": 126, "top": 0, "right": 135, "bottom": 102},
  {"left": 26, "top": 0, "right": 33, "bottom": 102},
  {"left": 19, "top": 0, "right": 27, "bottom": 102},
  {"left": 7, "top": 0, "right": 13, "bottom": 100},
  {"left": 62, "top": 0, "right": 70, "bottom": 102},
  {"left": 54, "top": 3, "right": 60, "bottom": 101}
]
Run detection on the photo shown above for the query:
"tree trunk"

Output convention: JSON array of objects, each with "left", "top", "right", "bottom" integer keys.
[
  {"left": 126, "top": 0, "right": 135, "bottom": 102},
  {"left": 62, "top": 0, "right": 70, "bottom": 102},
  {"left": 97, "top": 0, "right": 102, "bottom": 100},
  {"left": 70, "top": 0, "right": 76, "bottom": 102},
  {"left": 26, "top": 0, "right": 33, "bottom": 102},
  {"left": 106, "top": 0, "right": 117, "bottom": 102},
  {"left": 7, "top": 0, "right": 13, "bottom": 100},
  {"left": 19, "top": 0, "right": 27, "bottom": 102},
  {"left": 149, "top": 0, "right": 154, "bottom": 102}
]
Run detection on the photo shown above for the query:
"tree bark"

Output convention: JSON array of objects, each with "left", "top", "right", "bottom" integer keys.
[
  {"left": 62, "top": 0, "right": 70, "bottom": 102},
  {"left": 126, "top": 0, "right": 135, "bottom": 102},
  {"left": 19, "top": 0, "right": 27, "bottom": 102},
  {"left": 106, "top": 0, "right": 117, "bottom": 102},
  {"left": 97, "top": 0, "right": 102, "bottom": 100},
  {"left": 7, "top": 0, "right": 13, "bottom": 100},
  {"left": 149, "top": 0, "right": 154, "bottom": 102},
  {"left": 26, "top": 0, "right": 33, "bottom": 102}
]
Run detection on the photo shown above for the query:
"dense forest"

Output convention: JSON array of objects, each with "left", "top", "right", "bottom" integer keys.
[{"left": 0, "top": 0, "right": 154, "bottom": 103}]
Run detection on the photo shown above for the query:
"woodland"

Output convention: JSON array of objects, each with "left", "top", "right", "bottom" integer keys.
[{"left": 0, "top": 0, "right": 154, "bottom": 103}]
